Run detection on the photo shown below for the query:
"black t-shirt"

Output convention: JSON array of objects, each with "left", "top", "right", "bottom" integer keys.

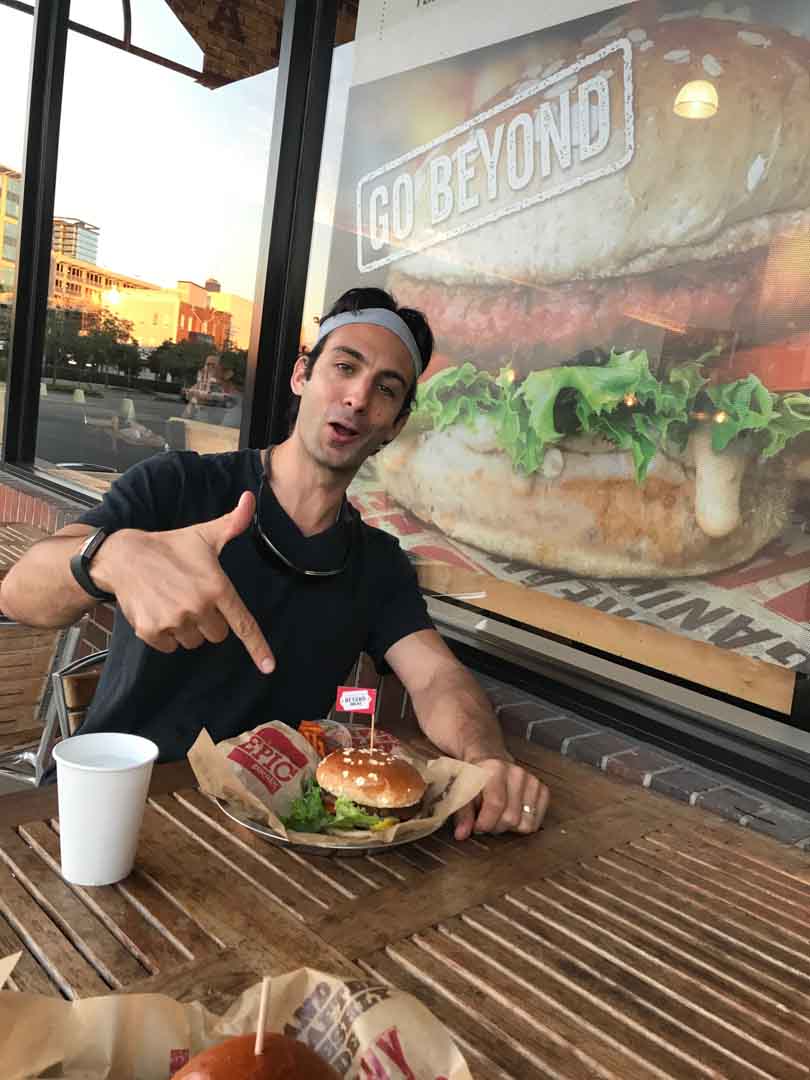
[{"left": 75, "top": 450, "right": 433, "bottom": 761}]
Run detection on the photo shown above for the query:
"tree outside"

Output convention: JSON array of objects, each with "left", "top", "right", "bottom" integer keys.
[
  {"left": 82, "top": 310, "right": 140, "bottom": 386},
  {"left": 0, "top": 302, "right": 11, "bottom": 380},
  {"left": 218, "top": 345, "right": 247, "bottom": 386},
  {"left": 148, "top": 338, "right": 213, "bottom": 386},
  {"left": 44, "top": 307, "right": 85, "bottom": 384}
]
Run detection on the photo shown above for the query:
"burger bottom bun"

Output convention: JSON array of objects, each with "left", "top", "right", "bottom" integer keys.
[
  {"left": 376, "top": 428, "right": 793, "bottom": 579},
  {"left": 172, "top": 1033, "right": 340, "bottom": 1080}
]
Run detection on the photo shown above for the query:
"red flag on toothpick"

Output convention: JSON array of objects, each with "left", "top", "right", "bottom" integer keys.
[{"left": 335, "top": 685, "right": 379, "bottom": 749}]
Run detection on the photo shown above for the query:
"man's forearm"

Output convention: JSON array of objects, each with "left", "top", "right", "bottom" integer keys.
[
  {"left": 410, "top": 663, "right": 510, "bottom": 764},
  {"left": 0, "top": 533, "right": 96, "bottom": 627}
]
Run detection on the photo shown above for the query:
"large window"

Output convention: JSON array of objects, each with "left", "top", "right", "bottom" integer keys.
[
  {"left": 304, "top": 0, "right": 810, "bottom": 715},
  {"left": 33, "top": 0, "right": 278, "bottom": 491}
]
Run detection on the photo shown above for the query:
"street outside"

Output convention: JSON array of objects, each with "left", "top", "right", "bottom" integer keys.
[{"left": 1, "top": 383, "right": 238, "bottom": 473}]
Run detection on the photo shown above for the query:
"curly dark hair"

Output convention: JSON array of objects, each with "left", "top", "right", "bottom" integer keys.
[{"left": 288, "top": 286, "right": 433, "bottom": 431}]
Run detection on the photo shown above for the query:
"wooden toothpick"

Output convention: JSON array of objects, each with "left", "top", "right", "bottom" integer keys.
[
  {"left": 254, "top": 975, "right": 270, "bottom": 1056},
  {"left": 369, "top": 692, "right": 377, "bottom": 752}
]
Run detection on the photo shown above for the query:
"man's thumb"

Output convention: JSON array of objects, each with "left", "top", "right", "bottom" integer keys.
[{"left": 205, "top": 491, "right": 255, "bottom": 553}]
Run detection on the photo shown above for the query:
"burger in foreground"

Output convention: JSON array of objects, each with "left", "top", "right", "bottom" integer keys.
[
  {"left": 172, "top": 1032, "right": 340, "bottom": 1079},
  {"left": 282, "top": 749, "right": 427, "bottom": 834}
]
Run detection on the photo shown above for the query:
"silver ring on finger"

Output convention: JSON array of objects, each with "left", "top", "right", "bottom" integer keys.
[{"left": 521, "top": 803, "right": 534, "bottom": 817}]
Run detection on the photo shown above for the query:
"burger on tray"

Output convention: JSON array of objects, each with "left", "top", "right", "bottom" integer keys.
[
  {"left": 376, "top": 12, "right": 810, "bottom": 578},
  {"left": 283, "top": 748, "right": 427, "bottom": 834},
  {"left": 187, "top": 720, "right": 487, "bottom": 848}
]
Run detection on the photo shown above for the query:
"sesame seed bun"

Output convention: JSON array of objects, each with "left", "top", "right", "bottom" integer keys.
[{"left": 315, "top": 748, "right": 426, "bottom": 810}]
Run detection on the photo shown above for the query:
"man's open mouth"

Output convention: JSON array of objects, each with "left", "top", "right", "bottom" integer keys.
[{"left": 328, "top": 421, "right": 361, "bottom": 444}]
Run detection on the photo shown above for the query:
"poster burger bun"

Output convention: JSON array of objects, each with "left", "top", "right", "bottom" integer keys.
[
  {"left": 393, "top": 14, "right": 810, "bottom": 367},
  {"left": 172, "top": 1033, "right": 340, "bottom": 1079},
  {"left": 375, "top": 12, "right": 810, "bottom": 578}
]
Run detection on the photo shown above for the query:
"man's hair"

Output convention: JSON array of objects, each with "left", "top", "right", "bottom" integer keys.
[{"left": 288, "top": 287, "right": 433, "bottom": 431}]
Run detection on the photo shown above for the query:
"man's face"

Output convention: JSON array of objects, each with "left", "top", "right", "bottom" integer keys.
[{"left": 291, "top": 323, "right": 414, "bottom": 473}]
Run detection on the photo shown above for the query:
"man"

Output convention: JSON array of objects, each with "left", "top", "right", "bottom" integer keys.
[{"left": 0, "top": 287, "right": 549, "bottom": 840}]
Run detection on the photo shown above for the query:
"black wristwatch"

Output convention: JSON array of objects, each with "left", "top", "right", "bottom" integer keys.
[{"left": 70, "top": 528, "right": 115, "bottom": 602}]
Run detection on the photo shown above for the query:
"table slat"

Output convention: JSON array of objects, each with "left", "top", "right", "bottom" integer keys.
[
  {"left": 20, "top": 821, "right": 199, "bottom": 976},
  {"left": 0, "top": 910, "right": 60, "bottom": 997},
  {"left": 0, "top": 859, "right": 110, "bottom": 998},
  {"left": 538, "top": 870, "right": 808, "bottom": 1073},
  {"left": 0, "top": 828, "right": 148, "bottom": 989},
  {"left": 317, "top": 794, "right": 677, "bottom": 957},
  {"left": 359, "top": 950, "right": 515, "bottom": 1080}
]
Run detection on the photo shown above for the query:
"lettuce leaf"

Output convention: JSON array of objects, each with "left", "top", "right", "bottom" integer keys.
[
  {"left": 329, "top": 795, "right": 388, "bottom": 830},
  {"left": 412, "top": 362, "right": 498, "bottom": 432},
  {"left": 281, "top": 778, "right": 333, "bottom": 833},
  {"left": 411, "top": 349, "right": 810, "bottom": 483},
  {"left": 764, "top": 391, "right": 810, "bottom": 457},
  {"left": 706, "top": 375, "right": 774, "bottom": 451},
  {"left": 281, "top": 780, "right": 387, "bottom": 833}
]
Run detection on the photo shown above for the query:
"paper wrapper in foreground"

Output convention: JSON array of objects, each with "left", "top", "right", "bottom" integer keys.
[
  {"left": 187, "top": 719, "right": 488, "bottom": 849},
  {"left": 0, "top": 954, "right": 472, "bottom": 1079}
]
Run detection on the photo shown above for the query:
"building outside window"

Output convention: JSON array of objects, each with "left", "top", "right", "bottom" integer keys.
[
  {"left": 4, "top": 0, "right": 285, "bottom": 476},
  {"left": 52, "top": 218, "right": 100, "bottom": 265},
  {"left": 0, "top": 165, "right": 23, "bottom": 305}
]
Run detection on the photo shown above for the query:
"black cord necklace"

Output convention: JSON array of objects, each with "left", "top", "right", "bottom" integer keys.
[{"left": 252, "top": 449, "right": 352, "bottom": 577}]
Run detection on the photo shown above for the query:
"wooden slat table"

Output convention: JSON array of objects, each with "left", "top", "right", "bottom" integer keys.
[{"left": 3, "top": 742, "right": 810, "bottom": 1078}]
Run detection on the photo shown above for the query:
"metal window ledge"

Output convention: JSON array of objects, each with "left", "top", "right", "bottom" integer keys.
[{"left": 427, "top": 596, "right": 810, "bottom": 807}]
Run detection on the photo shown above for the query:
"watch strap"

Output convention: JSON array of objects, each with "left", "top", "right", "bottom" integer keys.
[{"left": 70, "top": 528, "right": 115, "bottom": 602}]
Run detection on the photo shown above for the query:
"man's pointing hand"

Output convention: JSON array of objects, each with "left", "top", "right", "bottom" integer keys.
[{"left": 91, "top": 491, "right": 276, "bottom": 674}]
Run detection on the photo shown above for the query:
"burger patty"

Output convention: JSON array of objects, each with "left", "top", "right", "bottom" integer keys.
[
  {"left": 390, "top": 250, "right": 769, "bottom": 374},
  {"left": 321, "top": 792, "right": 421, "bottom": 822}
]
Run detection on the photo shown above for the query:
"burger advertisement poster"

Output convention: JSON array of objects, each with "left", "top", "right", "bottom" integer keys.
[{"left": 322, "top": 0, "right": 810, "bottom": 695}]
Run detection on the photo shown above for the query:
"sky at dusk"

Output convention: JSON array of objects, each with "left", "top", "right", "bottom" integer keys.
[{"left": 0, "top": 0, "right": 351, "bottom": 322}]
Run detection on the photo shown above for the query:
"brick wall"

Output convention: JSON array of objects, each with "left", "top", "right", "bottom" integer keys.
[
  {"left": 0, "top": 474, "right": 82, "bottom": 534},
  {"left": 164, "top": 1, "right": 358, "bottom": 89},
  {"left": 0, "top": 471, "right": 112, "bottom": 659}
]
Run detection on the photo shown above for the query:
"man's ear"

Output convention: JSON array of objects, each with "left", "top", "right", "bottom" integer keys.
[{"left": 290, "top": 355, "right": 308, "bottom": 396}]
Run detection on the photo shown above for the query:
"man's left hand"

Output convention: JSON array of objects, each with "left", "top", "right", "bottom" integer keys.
[{"left": 454, "top": 758, "right": 550, "bottom": 840}]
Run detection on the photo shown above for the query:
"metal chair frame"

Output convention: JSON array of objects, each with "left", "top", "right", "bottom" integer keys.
[
  {"left": 50, "top": 648, "right": 109, "bottom": 743},
  {"left": 0, "top": 618, "right": 97, "bottom": 787}
]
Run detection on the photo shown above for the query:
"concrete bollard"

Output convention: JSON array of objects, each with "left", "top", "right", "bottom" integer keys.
[
  {"left": 40, "top": 381, "right": 47, "bottom": 397},
  {"left": 72, "top": 387, "right": 85, "bottom": 404},
  {"left": 119, "top": 397, "right": 135, "bottom": 421}
]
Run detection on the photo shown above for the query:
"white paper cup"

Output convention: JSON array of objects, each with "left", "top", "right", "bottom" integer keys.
[{"left": 52, "top": 732, "right": 159, "bottom": 886}]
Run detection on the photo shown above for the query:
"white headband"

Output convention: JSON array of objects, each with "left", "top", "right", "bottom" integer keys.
[{"left": 316, "top": 307, "right": 423, "bottom": 377}]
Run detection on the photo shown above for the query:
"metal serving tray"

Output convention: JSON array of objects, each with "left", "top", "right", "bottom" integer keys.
[{"left": 215, "top": 798, "right": 434, "bottom": 857}]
